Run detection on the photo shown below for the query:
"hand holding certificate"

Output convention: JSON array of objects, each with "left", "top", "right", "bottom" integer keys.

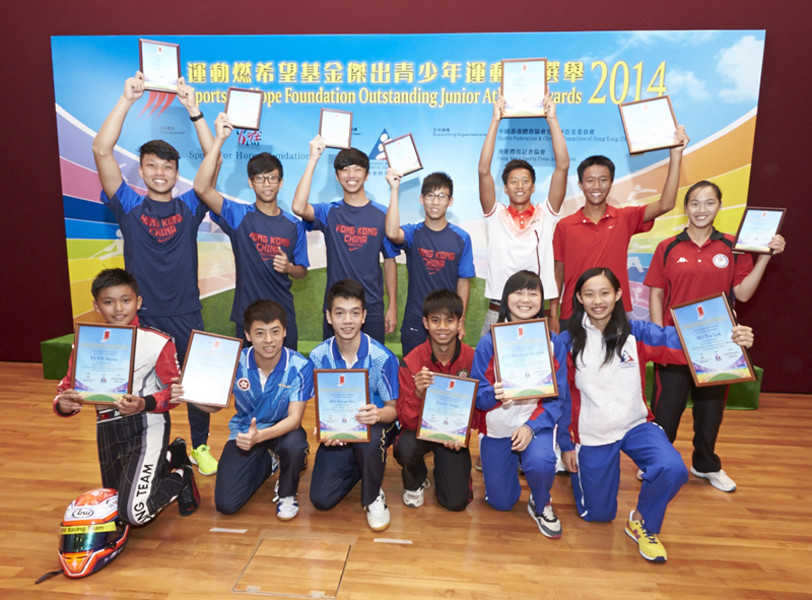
[
  {"left": 225, "top": 87, "right": 263, "bottom": 131},
  {"left": 138, "top": 39, "right": 181, "bottom": 93},
  {"left": 491, "top": 319, "right": 558, "bottom": 400},
  {"left": 178, "top": 331, "right": 243, "bottom": 408},
  {"left": 382, "top": 133, "right": 423, "bottom": 176},
  {"left": 501, "top": 58, "right": 547, "bottom": 118},
  {"left": 319, "top": 108, "right": 353, "bottom": 149},
  {"left": 670, "top": 294, "right": 756, "bottom": 387},
  {"left": 70, "top": 323, "right": 136, "bottom": 405},
  {"left": 733, "top": 207, "right": 787, "bottom": 254},
  {"left": 314, "top": 370, "right": 371, "bottom": 443},
  {"left": 619, "top": 96, "right": 681, "bottom": 154},
  {"left": 417, "top": 374, "right": 478, "bottom": 447}
]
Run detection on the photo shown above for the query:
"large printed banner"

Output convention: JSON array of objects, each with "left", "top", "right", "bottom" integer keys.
[{"left": 52, "top": 31, "right": 764, "bottom": 321}]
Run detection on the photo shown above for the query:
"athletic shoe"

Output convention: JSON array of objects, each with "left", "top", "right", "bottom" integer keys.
[
  {"left": 690, "top": 467, "right": 737, "bottom": 492},
  {"left": 167, "top": 437, "right": 190, "bottom": 471},
  {"left": 190, "top": 444, "right": 218, "bottom": 476},
  {"left": 365, "top": 489, "right": 390, "bottom": 531},
  {"left": 527, "top": 494, "right": 562, "bottom": 539},
  {"left": 474, "top": 456, "right": 482, "bottom": 472},
  {"left": 402, "top": 479, "right": 430, "bottom": 508},
  {"left": 625, "top": 511, "right": 667, "bottom": 562},
  {"left": 268, "top": 450, "right": 280, "bottom": 476},
  {"left": 636, "top": 469, "right": 644, "bottom": 481},
  {"left": 276, "top": 496, "right": 299, "bottom": 521},
  {"left": 177, "top": 464, "right": 201, "bottom": 517}
]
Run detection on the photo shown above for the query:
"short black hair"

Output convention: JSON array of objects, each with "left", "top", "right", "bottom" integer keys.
[
  {"left": 577, "top": 155, "right": 615, "bottom": 182},
  {"left": 91, "top": 268, "right": 139, "bottom": 300},
  {"left": 247, "top": 153, "right": 284, "bottom": 179},
  {"left": 139, "top": 140, "right": 180, "bottom": 169},
  {"left": 421, "top": 172, "right": 453, "bottom": 197},
  {"left": 501, "top": 159, "right": 536, "bottom": 185},
  {"left": 326, "top": 279, "right": 366, "bottom": 312},
  {"left": 243, "top": 299, "right": 287, "bottom": 332},
  {"left": 684, "top": 180, "right": 722, "bottom": 205},
  {"left": 422, "top": 289, "right": 463, "bottom": 319},
  {"left": 334, "top": 148, "right": 369, "bottom": 173}
]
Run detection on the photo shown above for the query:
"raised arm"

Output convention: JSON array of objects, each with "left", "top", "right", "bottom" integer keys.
[
  {"left": 384, "top": 257, "right": 398, "bottom": 335},
  {"left": 177, "top": 77, "right": 215, "bottom": 155},
  {"left": 477, "top": 95, "right": 505, "bottom": 215},
  {"left": 92, "top": 72, "right": 146, "bottom": 198},
  {"left": 384, "top": 168, "right": 406, "bottom": 244},
  {"left": 733, "top": 235, "right": 786, "bottom": 301},
  {"left": 544, "top": 94, "right": 570, "bottom": 213},
  {"left": 291, "top": 136, "right": 326, "bottom": 222},
  {"left": 643, "top": 126, "right": 690, "bottom": 222},
  {"left": 193, "top": 113, "right": 232, "bottom": 216},
  {"left": 549, "top": 260, "right": 565, "bottom": 334}
]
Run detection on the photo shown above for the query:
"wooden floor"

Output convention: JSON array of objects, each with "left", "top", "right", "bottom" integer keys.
[{"left": 2, "top": 361, "right": 811, "bottom": 599}]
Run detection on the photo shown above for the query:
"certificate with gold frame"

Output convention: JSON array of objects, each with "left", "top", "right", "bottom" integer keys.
[
  {"left": 138, "top": 38, "right": 181, "bottom": 93},
  {"left": 619, "top": 96, "right": 679, "bottom": 155},
  {"left": 417, "top": 374, "right": 478, "bottom": 447},
  {"left": 225, "top": 87, "right": 263, "bottom": 131},
  {"left": 491, "top": 318, "right": 557, "bottom": 400},
  {"left": 501, "top": 58, "right": 547, "bottom": 118}
]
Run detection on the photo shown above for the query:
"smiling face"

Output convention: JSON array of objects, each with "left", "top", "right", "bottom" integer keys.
[
  {"left": 326, "top": 296, "right": 366, "bottom": 343},
  {"left": 422, "top": 311, "right": 460, "bottom": 348},
  {"left": 506, "top": 286, "right": 543, "bottom": 322},
  {"left": 685, "top": 185, "right": 721, "bottom": 230},
  {"left": 92, "top": 284, "right": 142, "bottom": 326},
  {"left": 503, "top": 168, "right": 536, "bottom": 209},
  {"left": 335, "top": 164, "right": 369, "bottom": 195},
  {"left": 139, "top": 153, "right": 179, "bottom": 197},
  {"left": 245, "top": 319, "right": 286, "bottom": 364},
  {"left": 419, "top": 187, "right": 453, "bottom": 223},
  {"left": 249, "top": 170, "right": 283, "bottom": 205},
  {"left": 576, "top": 274, "right": 622, "bottom": 329},
  {"left": 578, "top": 165, "right": 613, "bottom": 207}
]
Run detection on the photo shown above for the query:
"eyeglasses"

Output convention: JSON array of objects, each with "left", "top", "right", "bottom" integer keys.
[
  {"left": 252, "top": 174, "right": 281, "bottom": 184},
  {"left": 423, "top": 192, "right": 449, "bottom": 201}
]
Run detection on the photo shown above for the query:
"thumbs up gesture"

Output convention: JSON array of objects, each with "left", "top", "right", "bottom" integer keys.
[{"left": 236, "top": 417, "right": 259, "bottom": 451}]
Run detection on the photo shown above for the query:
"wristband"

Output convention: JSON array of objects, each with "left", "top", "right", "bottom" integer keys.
[{"left": 190, "top": 112, "right": 204, "bottom": 122}]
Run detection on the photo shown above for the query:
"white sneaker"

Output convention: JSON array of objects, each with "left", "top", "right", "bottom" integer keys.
[
  {"left": 528, "top": 494, "right": 562, "bottom": 539},
  {"left": 276, "top": 496, "right": 299, "bottom": 521},
  {"left": 690, "top": 467, "right": 737, "bottom": 492},
  {"left": 402, "top": 479, "right": 430, "bottom": 508},
  {"left": 365, "top": 489, "right": 391, "bottom": 531},
  {"left": 636, "top": 469, "right": 644, "bottom": 481}
]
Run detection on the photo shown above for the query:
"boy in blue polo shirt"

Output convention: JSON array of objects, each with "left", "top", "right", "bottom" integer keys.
[
  {"left": 308, "top": 279, "right": 400, "bottom": 531},
  {"left": 193, "top": 113, "right": 309, "bottom": 348},
  {"left": 292, "top": 136, "right": 399, "bottom": 343},
  {"left": 385, "top": 170, "right": 475, "bottom": 355},
  {"left": 92, "top": 71, "right": 219, "bottom": 476}
]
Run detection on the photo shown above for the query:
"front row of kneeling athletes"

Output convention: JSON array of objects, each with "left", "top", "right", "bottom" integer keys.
[{"left": 55, "top": 266, "right": 753, "bottom": 563}]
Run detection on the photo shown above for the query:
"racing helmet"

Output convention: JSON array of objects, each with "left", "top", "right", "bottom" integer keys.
[{"left": 58, "top": 488, "right": 130, "bottom": 578}]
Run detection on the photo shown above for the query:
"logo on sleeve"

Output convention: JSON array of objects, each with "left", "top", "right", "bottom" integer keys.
[
  {"left": 712, "top": 254, "right": 730, "bottom": 268},
  {"left": 237, "top": 378, "right": 250, "bottom": 391}
]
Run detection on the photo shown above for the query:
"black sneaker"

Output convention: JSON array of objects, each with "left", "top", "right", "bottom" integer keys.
[
  {"left": 167, "top": 437, "right": 190, "bottom": 471},
  {"left": 177, "top": 464, "right": 200, "bottom": 517}
]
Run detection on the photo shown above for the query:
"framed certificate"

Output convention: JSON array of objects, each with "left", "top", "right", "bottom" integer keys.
[
  {"left": 491, "top": 319, "right": 558, "bottom": 400},
  {"left": 382, "top": 133, "right": 423, "bottom": 176},
  {"left": 225, "top": 87, "right": 263, "bottom": 131},
  {"left": 733, "top": 207, "right": 786, "bottom": 254},
  {"left": 314, "top": 370, "right": 370, "bottom": 443},
  {"left": 670, "top": 293, "right": 756, "bottom": 387},
  {"left": 70, "top": 323, "right": 136, "bottom": 405},
  {"left": 178, "top": 331, "right": 243, "bottom": 408},
  {"left": 138, "top": 38, "right": 181, "bottom": 93},
  {"left": 619, "top": 96, "right": 680, "bottom": 155},
  {"left": 319, "top": 108, "right": 353, "bottom": 149},
  {"left": 500, "top": 58, "right": 547, "bottom": 118},
  {"left": 417, "top": 374, "right": 478, "bottom": 447}
]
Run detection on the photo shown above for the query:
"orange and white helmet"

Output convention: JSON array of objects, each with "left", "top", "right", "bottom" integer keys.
[{"left": 58, "top": 488, "right": 129, "bottom": 578}]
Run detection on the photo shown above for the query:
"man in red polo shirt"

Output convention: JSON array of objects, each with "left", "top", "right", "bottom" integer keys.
[
  {"left": 394, "top": 290, "right": 476, "bottom": 511},
  {"left": 551, "top": 126, "right": 689, "bottom": 333}
]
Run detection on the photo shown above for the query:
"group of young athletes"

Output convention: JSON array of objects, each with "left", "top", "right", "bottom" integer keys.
[{"left": 54, "top": 71, "right": 785, "bottom": 565}]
